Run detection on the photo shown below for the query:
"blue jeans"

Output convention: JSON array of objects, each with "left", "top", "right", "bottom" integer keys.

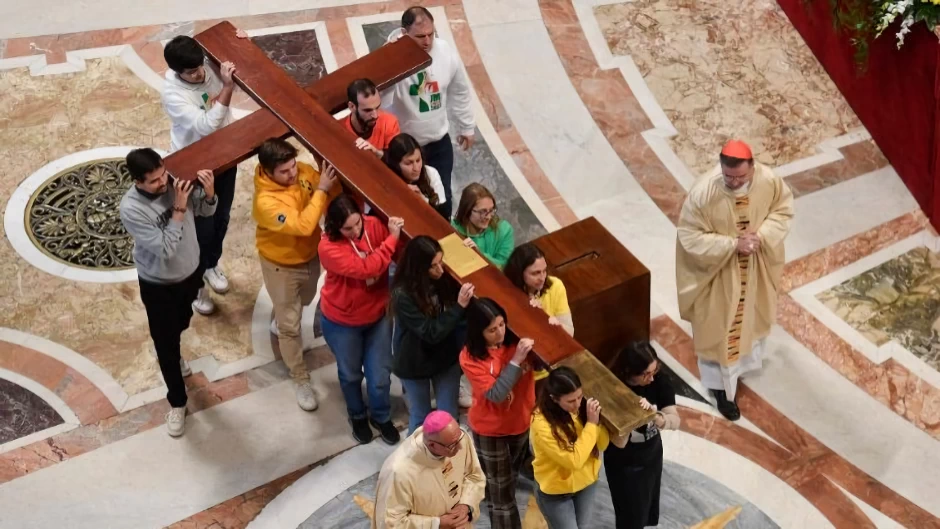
[
  {"left": 321, "top": 313, "right": 393, "bottom": 423},
  {"left": 535, "top": 482, "right": 598, "bottom": 529},
  {"left": 400, "top": 361, "right": 462, "bottom": 434}
]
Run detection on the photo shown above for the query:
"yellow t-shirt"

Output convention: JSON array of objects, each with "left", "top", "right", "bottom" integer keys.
[
  {"left": 530, "top": 410, "right": 609, "bottom": 495},
  {"left": 534, "top": 277, "right": 571, "bottom": 381},
  {"left": 539, "top": 276, "right": 571, "bottom": 318}
]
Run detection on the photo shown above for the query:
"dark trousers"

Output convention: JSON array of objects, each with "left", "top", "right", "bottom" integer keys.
[
  {"left": 473, "top": 430, "right": 530, "bottom": 529},
  {"left": 422, "top": 134, "right": 454, "bottom": 219},
  {"left": 138, "top": 268, "right": 204, "bottom": 407},
  {"left": 604, "top": 435, "right": 663, "bottom": 529},
  {"left": 194, "top": 165, "right": 237, "bottom": 270}
]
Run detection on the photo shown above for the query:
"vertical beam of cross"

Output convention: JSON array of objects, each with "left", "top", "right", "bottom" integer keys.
[{"left": 195, "top": 21, "right": 581, "bottom": 367}]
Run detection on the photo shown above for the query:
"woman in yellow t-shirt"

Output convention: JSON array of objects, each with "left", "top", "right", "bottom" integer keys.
[
  {"left": 505, "top": 243, "right": 573, "bottom": 384},
  {"left": 504, "top": 243, "right": 574, "bottom": 336},
  {"left": 531, "top": 366, "right": 608, "bottom": 528}
]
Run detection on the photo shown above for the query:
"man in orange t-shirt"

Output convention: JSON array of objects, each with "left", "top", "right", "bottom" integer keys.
[{"left": 342, "top": 78, "right": 400, "bottom": 158}]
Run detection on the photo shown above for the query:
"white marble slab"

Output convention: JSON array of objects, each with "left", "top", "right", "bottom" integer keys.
[
  {"left": 469, "top": 17, "right": 679, "bottom": 318},
  {"left": 0, "top": 364, "right": 382, "bottom": 529},
  {"left": 461, "top": 0, "right": 543, "bottom": 27},
  {"left": 786, "top": 167, "right": 919, "bottom": 262},
  {"left": 0, "top": 0, "right": 383, "bottom": 39},
  {"left": 746, "top": 326, "right": 940, "bottom": 517},
  {"left": 664, "top": 430, "right": 834, "bottom": 528}
]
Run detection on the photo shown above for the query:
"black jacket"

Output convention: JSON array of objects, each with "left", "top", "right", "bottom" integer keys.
[{"left": 391, "top": 287, "right": 466, "bottom": 379}]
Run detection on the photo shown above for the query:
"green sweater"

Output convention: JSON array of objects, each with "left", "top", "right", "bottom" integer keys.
[{"left": 450, "top": 218, "right": 515, "bottom": 269}]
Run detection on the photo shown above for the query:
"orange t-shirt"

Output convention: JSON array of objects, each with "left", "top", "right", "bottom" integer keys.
[
  {"left": 341, "top": 110, "right": 400, "bottom": 152},
  {"left": 460, "top": 344, "right": 536, "bottom": 437}
]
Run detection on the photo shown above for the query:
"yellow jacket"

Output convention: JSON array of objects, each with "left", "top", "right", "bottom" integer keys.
[
  {"left": 252, "top": 161, "right": 341, "bottom": 265},
  {"left": 530, "top": 410, "right": 609, "bottom": 495}
]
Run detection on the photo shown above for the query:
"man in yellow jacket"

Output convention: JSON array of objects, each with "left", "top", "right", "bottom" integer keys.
[{"left": 253, "top": 138, "right": 341, "bottom": 411}]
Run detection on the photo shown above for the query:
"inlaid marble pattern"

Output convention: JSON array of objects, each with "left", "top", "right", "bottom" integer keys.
[
  {"left": 594, "top": 0, "right": 862, "bottom": 175},
  {"left": 817, "top": 247, "right": 940, "bottom": 371},
  {"left": 364, "top": 21, "right": 547, "bottom": 243},
  {"left": 253, "top": 29, "right": 327, "bottom": 87},
  {"left": 300, "top": 461, "right": 778, "bottom": 528},
  {"left": 26, "top": 157, "right": 135, "bottom": 270},
  {"left": 0, "top": 56, "right": 260, "bottom": 395},
  {"left": 0, "top": 378, "right": 64, "bottom": 445}
]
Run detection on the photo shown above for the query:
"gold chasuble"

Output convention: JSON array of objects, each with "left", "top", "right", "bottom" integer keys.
[{"left": 675, "top": 163, "right": 794, "bottom": 367}]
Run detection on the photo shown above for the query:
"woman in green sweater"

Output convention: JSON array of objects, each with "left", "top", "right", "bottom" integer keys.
[
  {"left": 451, "top": 183, "right": 515, "bottom": 269},
  {"left": 391, "top": 235, "right": 475, "bottom": 433}
]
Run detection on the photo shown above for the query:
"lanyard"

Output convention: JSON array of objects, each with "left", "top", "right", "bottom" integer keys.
[{"left": 349, "top": 229, "right": 374, "bottom": 258}]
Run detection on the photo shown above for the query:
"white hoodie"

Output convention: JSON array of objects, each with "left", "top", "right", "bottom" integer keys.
[
  {"left": 161, "top": 61, "right": 233, "bottom": 153},
  {"left": 381, "top": 29, "right": 475, "bottom": 146}
]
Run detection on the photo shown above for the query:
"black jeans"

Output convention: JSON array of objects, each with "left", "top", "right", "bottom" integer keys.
[
  {"left": 195, "top": 165, "right": 237, "bottom": 270},
  {"left": 422, "top": 134, "right": 454, "bottom": 219},
  {"left": 138, "top": 268, "right": 204, "bottom": 407}
]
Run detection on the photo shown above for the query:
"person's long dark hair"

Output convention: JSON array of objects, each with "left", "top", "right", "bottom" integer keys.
[
  {"left": 391, "top": 235, "right": 457, "bottom": 315},
  {"left": 384, "top": 134, "right": 439, "bottom": 206},
  {"left": 323, "top": 194, "right": 362, "bottom": 242},
  {"left": 503, "top": 243, "right": 553, "bottom": 297},
  {"left": 537, "top": 366, "right": 590, "bottom": 452},
  {"left": 465, "top": 297, "right": 518, "bottom": 361},
  {"left": 619, "top": 341, "right": 659, "bottom": 379}
]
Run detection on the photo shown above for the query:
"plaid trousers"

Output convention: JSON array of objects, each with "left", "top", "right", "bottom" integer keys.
[{"left": 472, "top": 430, "right": 530, "bottom": 529}]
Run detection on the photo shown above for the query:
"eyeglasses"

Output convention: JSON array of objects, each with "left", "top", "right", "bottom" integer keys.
[
  {"left": 430, "top": 429, "right": 465, "bottom": 452},
  {"left": 472, "top": 206, "right": 497, "bottom": 217},
  {"left": 638, "top": 362, "right": 661, "bottom": 380}
]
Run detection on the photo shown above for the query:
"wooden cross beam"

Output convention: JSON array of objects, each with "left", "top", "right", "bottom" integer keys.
[
  {"left": 184, "top": 21, "right": 651, "bottom": 435},
  {"left": 162, "top": 36, "right": 430, "bottom": 180}
]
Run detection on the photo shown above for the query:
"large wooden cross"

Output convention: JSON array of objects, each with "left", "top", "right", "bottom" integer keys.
[{"left": 162, "top": 22, "right": 650, "bottom": 436}]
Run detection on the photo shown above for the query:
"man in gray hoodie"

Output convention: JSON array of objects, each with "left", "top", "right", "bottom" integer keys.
[{"left": 120, "top": 148, "right": 217, "bottom": 437}]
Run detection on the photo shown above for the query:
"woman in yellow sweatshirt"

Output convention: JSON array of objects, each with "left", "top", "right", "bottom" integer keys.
[{"left": 530, "top": 366, "right": 608, "bottom": 529}]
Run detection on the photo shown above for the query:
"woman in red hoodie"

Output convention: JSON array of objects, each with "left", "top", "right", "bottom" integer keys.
[
  {"left": 318, "top": 194, "right": 404, "bottom": 446},
  {"left": 459, "top": 298, "right": 536, "bottom": 529}
]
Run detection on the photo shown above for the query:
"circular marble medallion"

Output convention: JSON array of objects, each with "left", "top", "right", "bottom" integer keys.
[
  {"left": 26, "top": 158, "right": 135, "bottom": 270},
  {"left": 5, "top": 146, "right": 166, "bottom": 283}
]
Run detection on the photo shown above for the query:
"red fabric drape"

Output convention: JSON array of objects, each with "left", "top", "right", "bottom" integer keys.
[{"left": 777, "top": 0, "right": 939, "bottom": 229}]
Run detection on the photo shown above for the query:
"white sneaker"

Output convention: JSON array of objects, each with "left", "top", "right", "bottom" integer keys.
[
  {"left": 166, "top": 406, "right": 187, "bottom": 437},
  {"left": 458, "top": 375, "right": 473, "bottom": 408},
  {"left": 204, "top": 266, "right": 229, "bottom": 294},
  {"left": 179, "top": 357, "right": 192, "bottom": 377},
  {"left": 192, "top": 287, "right": 215, "bottom": 315},
  {"left": 270, "top": 319, "right": 279, "bottom": 336},
  {"left": 295, "top": 382, "right": 318, "bottom": 411}
]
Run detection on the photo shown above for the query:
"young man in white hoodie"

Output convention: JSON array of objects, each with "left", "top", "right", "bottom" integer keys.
[
  {"left": 382, "top": 6, "right": 476, "bottom": 220},
  {"left": 161, "top": 34, "right": 238, "bottom": 315}
]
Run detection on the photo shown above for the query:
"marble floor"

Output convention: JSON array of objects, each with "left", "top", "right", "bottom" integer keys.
[{"left": 0, "top": 0, "right": 937, "bottom": 528}]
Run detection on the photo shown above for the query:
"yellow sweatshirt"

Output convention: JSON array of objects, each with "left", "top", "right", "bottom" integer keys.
[
  {"left": 530, "top": 410, "right": 609, "bottom": 495},
  {"left": 252, "top": 161, "right": 341, "bottom": 265}
]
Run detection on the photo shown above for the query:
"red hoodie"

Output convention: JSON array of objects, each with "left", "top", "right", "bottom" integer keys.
[{"left": 318, "top": 215, "right": 398, "bottom": 326}]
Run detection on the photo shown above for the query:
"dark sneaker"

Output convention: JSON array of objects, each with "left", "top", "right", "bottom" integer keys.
[
  {"left": 370, "top": 418, "right": 401, "bottom": 445},
  {"left": 711, "top": 390, "right": 741, "bottom": 421},
  {"left": 351, "top": 417, "right": 374, "bottom": 444}
]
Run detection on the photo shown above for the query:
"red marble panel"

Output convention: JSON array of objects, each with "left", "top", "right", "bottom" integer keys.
[
  {"left": 0, "top": 341, "right": 117, "bottom": 425},
  {"left": 776, "top": 295, "right": 940, "bottom": 441},
  {"left": 784, "top": 141, "right": 889, "bottom": 199},
  {"left": 781, "top": 210, "right": 930, "bottom": 293},
  {"left": 538, "top": 0, "right": 687, "bottom": 226}
]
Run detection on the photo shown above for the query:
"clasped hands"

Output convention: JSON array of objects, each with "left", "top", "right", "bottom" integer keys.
[
  {"left": 440, "top": 504, "right": 471, "bottom": 529},
  {"left": 736, "top": 232, "right": 761, "bottom": 256}
]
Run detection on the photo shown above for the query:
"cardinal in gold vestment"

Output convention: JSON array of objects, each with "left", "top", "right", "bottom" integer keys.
[{"left": 675, "top": 140, "right": 793, "bottom": 420}]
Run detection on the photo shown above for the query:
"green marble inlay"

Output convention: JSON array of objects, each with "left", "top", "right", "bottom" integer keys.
[{"left": 816, "top": 247, "right": 940, "bottom": 370}]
